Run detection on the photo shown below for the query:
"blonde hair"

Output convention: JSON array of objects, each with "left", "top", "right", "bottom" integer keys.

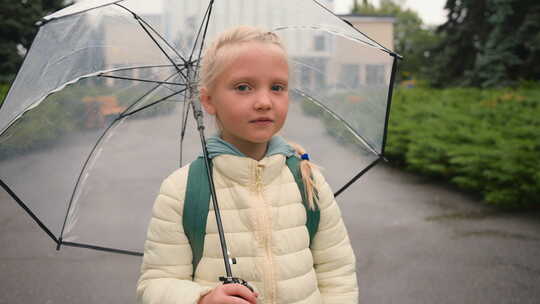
[
  {"left": 199, "top": 25, "right": 286, "bottom": 90},
  {"left": 200, "top": 26, "right": 319, "bottom": 210},
  {"left": 289, "top": 142, "right": 320, "bottom": 210}
]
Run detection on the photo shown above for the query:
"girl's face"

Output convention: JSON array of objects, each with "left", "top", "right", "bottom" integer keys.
[{"left": 200, "top": 42, "right": 289, "bottom": 152}]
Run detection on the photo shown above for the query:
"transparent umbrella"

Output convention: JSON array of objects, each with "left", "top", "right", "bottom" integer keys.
[{"left": 0, "top": 0, "right": 400, "bottom": 269}]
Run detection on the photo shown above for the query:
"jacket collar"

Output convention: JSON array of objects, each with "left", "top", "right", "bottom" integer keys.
[{"left": 212, "top": 154, "right": 286, "bottom": 187}]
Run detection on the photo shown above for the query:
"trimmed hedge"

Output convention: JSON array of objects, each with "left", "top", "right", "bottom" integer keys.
[{"left": 386, "top": 85, "right": 540, "bottom": 209}]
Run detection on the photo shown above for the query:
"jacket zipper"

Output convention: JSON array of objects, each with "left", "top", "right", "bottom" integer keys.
[{"left": 254, "top": 164, "right": 276, "bottom": 304}]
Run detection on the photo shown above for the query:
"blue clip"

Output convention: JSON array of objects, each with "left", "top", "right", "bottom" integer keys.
[{"left": 300, "top": 153, "right": 310, "bottom": 161}]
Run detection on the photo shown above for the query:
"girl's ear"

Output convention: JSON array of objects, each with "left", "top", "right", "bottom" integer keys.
[{"left": 200, "top": 87, "right": 216, "bottom": 115}]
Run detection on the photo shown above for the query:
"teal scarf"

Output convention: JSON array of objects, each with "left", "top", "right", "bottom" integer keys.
[{"left": 206, "top": 135, "right": 295, "bottom": 159}]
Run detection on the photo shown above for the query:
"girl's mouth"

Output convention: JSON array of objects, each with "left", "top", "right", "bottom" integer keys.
[
  {"left": 250, "top": 118, "right": 273, "bottom": 123},
  {"left": 250, "top": 118, "right": 274, "bottom": 125}
]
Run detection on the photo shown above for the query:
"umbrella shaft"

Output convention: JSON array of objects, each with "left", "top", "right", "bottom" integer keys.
[{"left": 193, "top": 104, "right": 233, "bottom": 277}]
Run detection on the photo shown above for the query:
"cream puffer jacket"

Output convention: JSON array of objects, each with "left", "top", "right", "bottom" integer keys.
[{"left": 137, "top": 154, "right": 358, "bottom": 304}]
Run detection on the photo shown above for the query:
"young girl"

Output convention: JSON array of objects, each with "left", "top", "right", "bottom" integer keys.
[{"left": 137, "top": 26, "right": 358, "bottom": 304}]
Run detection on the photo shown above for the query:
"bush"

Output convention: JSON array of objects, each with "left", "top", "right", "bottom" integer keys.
[
  {"left": 0, "top": 84, "right": 9, "bottom": 106},
  {"left": 386, "top": 85, "right": 540, "bottom": 209},
  {"left": 0, "top": 80, "right": 176, "bottom": 159},
  {"left": 0, "top": 92, "right": 84, "bottom": 159}
]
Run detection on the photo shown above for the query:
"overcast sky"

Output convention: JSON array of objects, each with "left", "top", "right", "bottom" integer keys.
[{"left": 334, "top": 0, "right": 448, "bottom": 25}]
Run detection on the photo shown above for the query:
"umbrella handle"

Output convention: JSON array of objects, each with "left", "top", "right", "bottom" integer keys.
[{"left": 219, "top": 276, "right": 254, "bottom": 292}]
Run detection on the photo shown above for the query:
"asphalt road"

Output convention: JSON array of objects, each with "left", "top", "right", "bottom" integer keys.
[{"left": 2, "top": 163, "right": 540, "bottom": 303}]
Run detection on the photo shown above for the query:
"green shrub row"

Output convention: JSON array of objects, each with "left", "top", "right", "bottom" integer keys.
[{"left": 386, "top": 85, "right": 540, "bottom": 209}]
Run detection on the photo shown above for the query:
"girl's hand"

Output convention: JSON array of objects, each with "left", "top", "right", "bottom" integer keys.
[{"left": 199, "top": 284, "right": 258, "bottom": 304}]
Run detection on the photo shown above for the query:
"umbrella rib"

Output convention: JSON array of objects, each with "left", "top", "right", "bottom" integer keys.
[
  {"left": 189, "top": 0, "right": 214, "bottom": 63},
  {"left": 120, "top": 69, "right": 185, "bottom": 115},
  {"left": 136, "top": 19, "right": 187, "bottom": 80},
  {"left": 310, "top": 0, "right": 399, "bottom": 56},
  {"left": 133, "top": 12, "right": 188, "bottom": 67},
  {"left": 0, "top": 65, "right": 187, "bottom": 137},
  {"left": 333, "top": 157, "right": 381, "bottom": 197},
  {"left": 61, "top": 241, "right": 142, "bottom": 256},
  {"left": 56, "top": 75, "right": 186, "bottom": 245},
  {"left": 274, "top": 25, "right": 383, "bottom": 52},
  {"left": 115, "top": 4, "right": 188, "bottom": 82},
  {"left": 121, "top": 88, "right": 187, "bottom": 118},
  {"left": 179, "top": 91, "right": 191, "bottom": 166},
  {"left": 381, "top": 55, "right": 399, "bottom": 156},
  {"left": 98, "top": 64, "right": 184, "bottom": 75},
  {"left": 194, "top": 1, "right": 214, "bottom": 79},
  {"left": 98, "top": 74, "right": 186, "bottom": 86},
  {"left": 115, "top": 3, "right": 188, "bottom": 66},
  {"left": 289, "top": 59, "right": 387, "bottom": 114},
  {"left": 39, "top": 0, "right": 125, "bottom": 26},
  {"left": 292, "top": 88, "right": 380, "bottom": 157},
  {"left": 0, "top": 179, "right": 60, "bottom": 245}
]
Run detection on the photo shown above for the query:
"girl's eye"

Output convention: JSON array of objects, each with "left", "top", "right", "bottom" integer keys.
[
  {"left": 271, "top": 84, "right": 286, "bottom": 92},
  {"left": 235, "top": 84, "right": 251, "bottom": 92}
]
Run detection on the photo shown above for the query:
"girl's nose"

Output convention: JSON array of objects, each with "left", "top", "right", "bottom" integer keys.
[{"left": 254, "top": 90, "right": 272, "bottom": 111}]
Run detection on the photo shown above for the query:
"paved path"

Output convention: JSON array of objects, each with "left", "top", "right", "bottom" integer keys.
[
  {"left": 343, "top": 165, "right": 540, "bottom": 304},
  {"left": 2, "top": 163, "right": 540, "bottom": 303}
]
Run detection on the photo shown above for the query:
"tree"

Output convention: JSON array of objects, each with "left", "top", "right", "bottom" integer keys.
[
  {"left": 0, "top": 0, "right": 71, "bottom": 83},
  {"left": 429, "top": 0, "right": 540, "bottom": 87},
  {"left": 352, "top": 0, "right": 440, "bottom": 80}
]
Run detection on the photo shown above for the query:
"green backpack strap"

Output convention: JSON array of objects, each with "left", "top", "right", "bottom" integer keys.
[
  {"left": 183, "top": 156, "right": 211, "bottom": 278},
  {"left": 286, "top": 156, "right": 320, "bottom": 248}
]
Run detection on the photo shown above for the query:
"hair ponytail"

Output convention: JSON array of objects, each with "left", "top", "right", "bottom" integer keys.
[{"left": 288, "top": 142, "right": 319, "bottom": 210}]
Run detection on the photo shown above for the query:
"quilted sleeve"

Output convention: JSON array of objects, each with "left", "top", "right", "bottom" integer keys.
[
  {"left": 310, "top": 169, "right": 359, "bottom": 304},
  {"left": 136, "top": 166, "right": 212, "bottom": 304}
]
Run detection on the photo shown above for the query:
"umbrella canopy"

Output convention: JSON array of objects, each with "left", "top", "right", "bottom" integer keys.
[{"left": 0, "top": 0, "right": 400, "bottom": 255}]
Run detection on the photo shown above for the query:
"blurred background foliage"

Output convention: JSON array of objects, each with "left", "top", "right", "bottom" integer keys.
[
  {"left": 347, "top": 0, "right": 538, "bottom": 208},
  {"left": 429, "top": 0, "right": 540, "bottom": 88},
  {"left": 0, "top": 0, "right": 72, "bottom": 84},
  {"left": 1, "top": 0, "right": 539, "bottom": 208}
]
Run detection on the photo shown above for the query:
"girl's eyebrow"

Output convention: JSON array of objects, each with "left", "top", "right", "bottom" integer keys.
[
  {"left": 229, "top": 75, "right": 288, "bottom": 84},
  {"left": 228, "top": 77, "right": 254, "bottom": 86}
]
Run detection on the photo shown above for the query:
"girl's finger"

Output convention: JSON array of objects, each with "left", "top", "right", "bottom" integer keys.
[
  {"left": 223, "top": 284, "right": 257, "bottom": 304},
  {"left": 227, "top": 296, "right": 253, "bottom": 304}
]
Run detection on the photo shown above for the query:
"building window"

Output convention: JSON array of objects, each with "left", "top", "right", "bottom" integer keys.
[
  {"left": 366, "top": 64, "right": 385, "bottom": 85},
  {"left": 339, "top": 64, "right": 360, "bottom": 89},
  {"left": 314, "top": 35, "right": 325, "bottom": 51},
  {"left": 314, "top": 62, "right": 326, "bottom": 89},
  {"left": 296, "top": 58, "right": 328, "bottom": 90},
  {"left": 300, "top": 65, "right": 311, "bottom": 88}
]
